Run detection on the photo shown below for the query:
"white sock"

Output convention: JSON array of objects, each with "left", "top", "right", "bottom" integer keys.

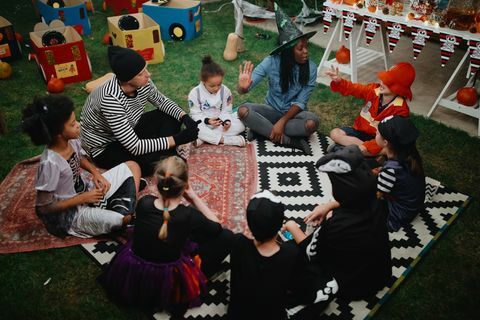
[{"left": 223, "top": 135, "right": 246, "bottom": 147}]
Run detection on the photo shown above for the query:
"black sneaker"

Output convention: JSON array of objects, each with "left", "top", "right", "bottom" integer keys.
[
  {"left": 139, "top": 178, "right": 147, "bottom": 191},
  {"left": 286, "top": 138, "right": 312, "bottom": 155}
]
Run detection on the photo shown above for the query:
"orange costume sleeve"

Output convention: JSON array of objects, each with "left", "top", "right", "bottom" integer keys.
[{"left": 330, "top": 79, "right": 379, "bottom": 102}]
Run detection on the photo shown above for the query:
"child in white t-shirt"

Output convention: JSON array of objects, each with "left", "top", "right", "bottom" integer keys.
[{"left": 188, "top": 55, "right": 245, "bottom": 147}]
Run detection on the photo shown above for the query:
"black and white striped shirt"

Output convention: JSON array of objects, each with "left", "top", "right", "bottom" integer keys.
[
  {"left": 377, "top": 167, "right": 396, "bottom": 194},
  {"left": 80, "top": 75, "right": 184, "bottom": 158}
]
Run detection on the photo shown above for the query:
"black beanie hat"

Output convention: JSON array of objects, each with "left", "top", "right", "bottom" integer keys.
[
  {"left": 247, "top": 190, "right": 285, "bottom": 242},
  {"left": 108, "top": 46, "right": 146, "bottom": 82},
  {"left": 378, "top": 116, "right": 419, "bottom": 150}
]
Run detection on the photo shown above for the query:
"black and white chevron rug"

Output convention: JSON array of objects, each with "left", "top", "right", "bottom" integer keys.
[{"left": 81, "top": 133, "right": 472, "bottom": 319}]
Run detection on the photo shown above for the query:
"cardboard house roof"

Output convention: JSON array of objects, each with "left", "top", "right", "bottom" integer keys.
[{"left": 30, "top": 20, "right": 82, "bottom": 47}]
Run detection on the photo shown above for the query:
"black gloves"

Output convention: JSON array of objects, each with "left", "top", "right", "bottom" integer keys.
[
  {"left": 173, "top": 126, "right": 199, "bottom": 145},
  {"left": 181, "top": 114, "right": 199, "bottom": 129}
]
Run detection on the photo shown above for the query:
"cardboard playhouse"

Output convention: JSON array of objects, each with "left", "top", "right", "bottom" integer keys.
[
  {"left": 103, "top": 0, "right": 150, "bottom": 15},
  {"left": 35, "top": 0, "right": 92, "bottom": 36},
  {"left": 0, "top": 16, "right": 22, "bottom": 62},
  {"left": 29, "top": 20, "right": 92, "bottom": 84},
  {"left": 107, "top": 13, "right": 164, "bottom": 64},
  {"left": 141, "top": 0, "right": 202, "bottom": 41}
]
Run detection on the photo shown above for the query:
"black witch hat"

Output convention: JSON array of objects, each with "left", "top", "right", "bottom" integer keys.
[{"left": 270, "top": 2, "right": 317, "bottom": 55}]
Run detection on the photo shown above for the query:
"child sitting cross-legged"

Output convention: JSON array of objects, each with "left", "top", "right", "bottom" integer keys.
[
  {"left": 326, "top": 62, "right": 415, "bottom": 156},
  {"left": 188, "top": 55, "right": 246, "bottom": 147},
  {"left": 21, "top": 95, "right": 141, "bottom": 238},
  {"left": 283, "top": 145, "right": 391, "bottom": 318},
  {"left": 101, "top": 156, "right": 234, "bottom": 316},
  {"left": 375, "top": 116, "right": 426, "bottom": 231},
  {"left": 227, "top": 190, "right": 298, "bottom": 320}
]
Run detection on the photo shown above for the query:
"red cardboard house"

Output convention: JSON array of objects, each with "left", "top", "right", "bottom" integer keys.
[
  {"left": 29, "top": 20, "right": 92, "bottom": 84},
  {"left": 0, "top": 16, "right": 22, "bottom": 62},
  {"left": 103, "top": 0, "right": 149, "bottom": 15}
]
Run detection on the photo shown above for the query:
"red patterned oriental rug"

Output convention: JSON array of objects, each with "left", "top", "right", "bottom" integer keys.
[
  {"left": 0, "top": 156, "right": 100, "bottom": 254},
  {"left": 140, "top": 144, "right": 258, "bottom": 233},
  {"left": 0, "top": 144, "right": 257, "bottom": 254}
]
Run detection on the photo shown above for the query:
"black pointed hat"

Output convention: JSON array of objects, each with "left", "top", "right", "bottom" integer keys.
[{"left": 270, "top": 2, "right": 317, "bottom": 55}]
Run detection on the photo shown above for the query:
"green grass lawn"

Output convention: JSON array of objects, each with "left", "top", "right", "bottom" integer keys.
[{"left": 0, "top": 1, "right": 479, "bottom": 319}]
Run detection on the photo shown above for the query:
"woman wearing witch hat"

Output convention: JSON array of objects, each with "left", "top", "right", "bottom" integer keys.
[{"left": 237, "top": 3, "right": 319, "bottom": 155}]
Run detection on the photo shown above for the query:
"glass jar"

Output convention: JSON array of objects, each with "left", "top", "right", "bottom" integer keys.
[{"left": 443, "top": 0, "right": 479, "bottom": 30}]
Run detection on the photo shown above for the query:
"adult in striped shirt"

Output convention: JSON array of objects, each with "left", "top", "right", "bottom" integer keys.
[{"left": 81, "top": 46, "right": 199, "bottom": 176}]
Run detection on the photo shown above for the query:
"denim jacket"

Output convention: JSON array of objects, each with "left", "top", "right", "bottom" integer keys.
[{"left": 250, "top": 55, "right": 317, "bottom": 113}]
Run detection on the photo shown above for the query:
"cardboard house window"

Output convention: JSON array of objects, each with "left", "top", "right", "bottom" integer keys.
[
  {"left": 153, "top": 29, "right": 159, "bottom": 43},
  {"left": 79, "top": 7, "right": 84, "bottom": 19}
]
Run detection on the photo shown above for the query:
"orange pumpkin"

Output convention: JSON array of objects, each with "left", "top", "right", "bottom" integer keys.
[
  {"left": 336, "top": 45, "right": 350, "bottom": 64},
  {"left": 0, "top": 61, "right": 13, "bottom": 79},
  {"left": 456, "top": 87, "right": 478, "bottom": 107},
  {"left": 47, "top": 75, "right": 65, "bottom": 93},
  {"left": 86, "top": 0, "right": 93, "bottom": 11},
  {"left": 103, "top": 32, "right": 111, "bottom": 45}
]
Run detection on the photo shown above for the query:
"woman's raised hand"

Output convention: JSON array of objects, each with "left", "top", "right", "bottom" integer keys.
[
  {"left": 238, "top": 60, "right": 253, "bottom": 92},
  {"left": 325, "top": 65, "right": 341, "bottom": 83}
]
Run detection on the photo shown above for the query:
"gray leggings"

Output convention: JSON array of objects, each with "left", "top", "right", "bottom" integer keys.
[{"left": 239, "top": 103, "right": 319, "bottom": 143}]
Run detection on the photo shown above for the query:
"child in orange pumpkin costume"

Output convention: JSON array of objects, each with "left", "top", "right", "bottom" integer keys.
[{"left": 325, "top": 62, "right": 415, "bottom": 156}]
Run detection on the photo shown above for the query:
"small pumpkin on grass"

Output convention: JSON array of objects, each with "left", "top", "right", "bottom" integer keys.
[
  {"left": 0, "top": 61, "right": 13, "bottom": 79},
  {"left": 103, "top": 33, "right": 111, "bottom": 45},
  {"left": 47, "top": 75, "right": 65, "bottom": 93}
]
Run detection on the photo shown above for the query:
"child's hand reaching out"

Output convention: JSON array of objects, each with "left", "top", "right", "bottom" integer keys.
[{"left": 325, "top": 65, "right": 341, "bottom": 83}]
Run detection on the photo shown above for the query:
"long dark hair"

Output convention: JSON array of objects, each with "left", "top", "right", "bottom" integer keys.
[
  {"left": 279, "top": 45, "right": 310, "bottom": 93},
  {"left": 21, "top": 95, "right": 75, "bottom": 146},
  {"left": 404, "top": 145, "right": 424, "bottom": 177}
]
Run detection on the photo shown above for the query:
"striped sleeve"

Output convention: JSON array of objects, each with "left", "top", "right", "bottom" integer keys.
[
  {"left": 377, "top": 167, "right": 396, "bottom": 194},
  {"left": 101, "top": 95, "right": 170, "bottom": 155},
  {"left": 147, "top": 80, "right": 184, "bottom": 120}
]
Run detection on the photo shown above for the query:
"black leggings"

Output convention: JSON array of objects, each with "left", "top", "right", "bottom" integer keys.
[{"left": 93, "top": 109, "right": 181, "bottom": 176}]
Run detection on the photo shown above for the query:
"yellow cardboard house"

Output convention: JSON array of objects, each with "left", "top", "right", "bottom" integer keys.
[{"left": 107, "top": 13, "right": 164, "bottom": 64}]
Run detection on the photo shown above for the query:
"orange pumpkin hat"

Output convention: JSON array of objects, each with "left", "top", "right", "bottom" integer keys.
[{"left": 377, "top": 62, "right": 415, "bottom": 100}]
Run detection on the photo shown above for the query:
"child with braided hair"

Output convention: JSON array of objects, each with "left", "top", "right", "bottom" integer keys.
[{"left": 101, "top": 156, "right": 233, "bottom": 316}]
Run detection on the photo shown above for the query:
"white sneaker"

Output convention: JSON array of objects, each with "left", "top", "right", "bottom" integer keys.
[
  {"left": 223, "top": 135, "right": 246, "bottom": 147},
  {"left": 194, "top": 138, "right": 204, "bottom": 147}
]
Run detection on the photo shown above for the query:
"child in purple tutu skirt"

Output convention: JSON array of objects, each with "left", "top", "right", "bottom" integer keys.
[{"left": 101, "top": 156, "right": 231, "bottom": 316}]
